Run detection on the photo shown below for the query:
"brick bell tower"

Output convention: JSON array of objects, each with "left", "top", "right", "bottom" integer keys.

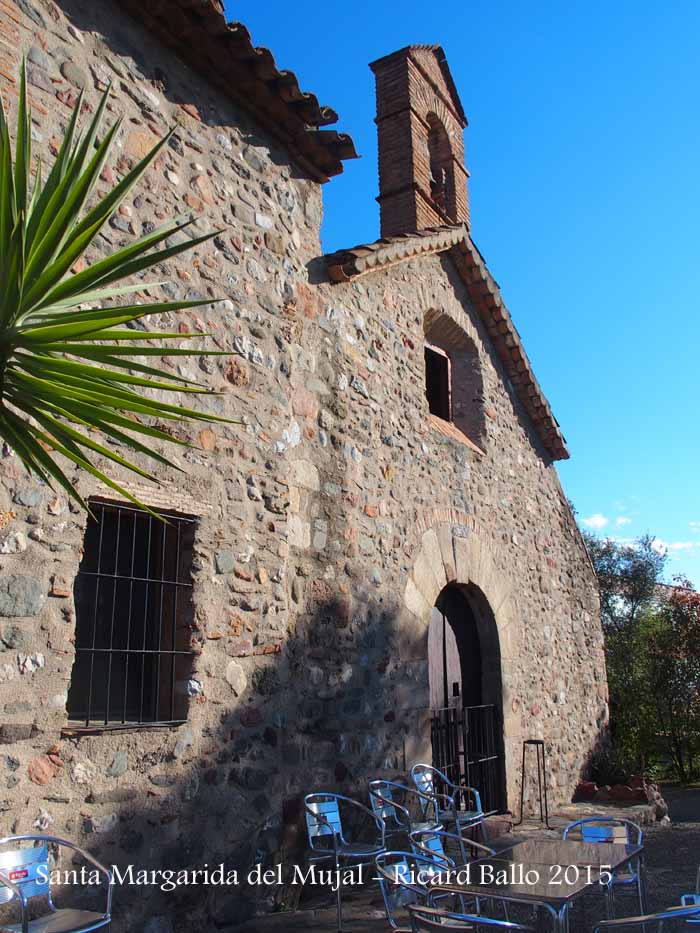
[{"left": 370, "top": 45, "right": 470, "bottom": 238}]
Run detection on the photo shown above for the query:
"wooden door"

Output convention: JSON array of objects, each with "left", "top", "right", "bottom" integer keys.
[{"left": 428, "top": 606, "right": 462, "bottom": 710}]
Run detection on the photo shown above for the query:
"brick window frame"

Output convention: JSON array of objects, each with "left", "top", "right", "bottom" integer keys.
[{"left": 424, "top": 311, "right": 486, "bottom": 450}]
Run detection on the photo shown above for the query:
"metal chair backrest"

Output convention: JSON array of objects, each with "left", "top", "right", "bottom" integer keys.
[
  {"left": 410, "top": 763, "right": 451, "bottom": 819},
  {"left": 0, "top": 843, "right": 50, "bottom": 907},
  {"left": 411, "top": 763, "right": 440, "bottom": 799},
  {"left": 411, "top": 827, "right": 494, "bottom": 869},
  {"left": 376, "top": 850, "right": 451, "bottom": 928},
  {"left": 412, "top": 830, "right": 447, "bottom": 866},
  {"left": 563, "top": 816, "right": 642, "bottom": 847},
  {"left": 304, "top": 794, "right": 342, "bottom": 845},
  {"left": 379, "top": 855, "right": 416, "bottom": 905},
  {"left": 369, "top": 781, "right": 403, "bottom": 829}
]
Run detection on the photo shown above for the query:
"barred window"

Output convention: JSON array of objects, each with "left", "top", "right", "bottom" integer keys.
[{"left": 67, "top": 500, "right": 196, "bottom": 728}]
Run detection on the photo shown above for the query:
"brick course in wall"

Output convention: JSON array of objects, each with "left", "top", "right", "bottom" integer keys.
[{"left": 0, "top": 3, "right": 607, "bottom": 930}]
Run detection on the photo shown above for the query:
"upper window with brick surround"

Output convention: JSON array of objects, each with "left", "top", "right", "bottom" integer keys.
[
  {"left": 66, "top": 500, "right": 196, "bottom": 729},
  {"left": 424, "top": 311, "right": 486, "bottom": 449}
]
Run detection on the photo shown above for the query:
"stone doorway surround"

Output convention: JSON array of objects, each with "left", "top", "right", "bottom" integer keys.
[{"left": 402, "top": 510, "right": 522, "bottom": 809}]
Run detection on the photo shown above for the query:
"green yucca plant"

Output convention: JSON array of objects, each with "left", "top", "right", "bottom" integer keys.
[{"left": 0, "top": 65, "right": 231, "bottom": 515}]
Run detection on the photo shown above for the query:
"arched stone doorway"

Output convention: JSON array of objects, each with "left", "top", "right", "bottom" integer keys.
[
  {"left": 403, "top": 517, "right": 520, "bottom": 811},
  {"left": 427, "top": 582, "right": 507, "bottom": 813}
]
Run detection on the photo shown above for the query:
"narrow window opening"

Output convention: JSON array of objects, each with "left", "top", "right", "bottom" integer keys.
[
  {"left": 67, "top": 500, "right": 196, "bottom": 728},
  {"left": 425, "top": 343, "right": 451, "bottom": 420}
]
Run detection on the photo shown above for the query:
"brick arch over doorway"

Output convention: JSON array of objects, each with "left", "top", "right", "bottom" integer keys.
[{"left": 402, "top": 519, "right": 522, "bottom": 809}]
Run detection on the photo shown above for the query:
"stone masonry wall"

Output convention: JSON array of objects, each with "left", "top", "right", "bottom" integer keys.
[{"left": 0, "top": 1, "right": 608, "bottom": 930}]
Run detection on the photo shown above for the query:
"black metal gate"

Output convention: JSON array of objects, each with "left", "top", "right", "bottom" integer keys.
[{"left": 430, "top": 704, "right": 505, "bottom": 814}]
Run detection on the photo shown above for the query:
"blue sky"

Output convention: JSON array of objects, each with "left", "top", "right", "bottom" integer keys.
[{"left": 230, "top": 1, "right": 700, "bottom": 584}]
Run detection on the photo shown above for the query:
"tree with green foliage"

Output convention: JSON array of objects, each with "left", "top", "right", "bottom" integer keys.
[
  {"left": 582, "top": 531, "right": 666, "bottom": 633},
  {"left": 0, "top": 66, "right": 228, "bottom": 514},
  {"left": 584, "top": 528, "right": 700, "bottom": 781},
  {"left": 644, "top": 585, "right": 700, "bottom": 782},
  {"left": 582, "top": 531, "right": 666, "bottom": 771}
]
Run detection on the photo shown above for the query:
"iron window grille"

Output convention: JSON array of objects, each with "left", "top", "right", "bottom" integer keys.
[{"left": 67, "top": 499, "right": 196, "bottom": 728}]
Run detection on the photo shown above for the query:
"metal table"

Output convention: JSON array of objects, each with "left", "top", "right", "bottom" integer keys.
[{"left": 427, "top": 837, "right": 645, "bottom": 932}]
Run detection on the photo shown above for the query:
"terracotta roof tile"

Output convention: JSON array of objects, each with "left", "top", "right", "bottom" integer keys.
[
  {"left": 120, "top": 0, "right": 358, "bottom": 181},
  {"left": 325, "top": 224, "right": 569, "bottom": 461}
]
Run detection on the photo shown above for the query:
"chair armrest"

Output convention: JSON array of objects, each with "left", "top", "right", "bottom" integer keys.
[
  {"left": 447, "top": 784, "right": 483, "bottom": 811},
  {"left": 408, "top": 904, "right": 533, "bottom": 930},
  {"left": 370, "top": 791, "right": 411, "bottom": 822},
  {"left": 432, "top": 791, "right": 457, "bottom": 809},
  {"left": 593, "top": 905, "right": 700, "bottom": 930},
  {"left": 0, "top": 871, "right": 28, "bottom": 933},
  {"left": 409, "top": 839, "right": 452, "bottom": 869},
  {"left": 458, "top": 837, "right": 495, "bottom": 857},
  {"left": 379, "top": 782, "right": 434, "bottom": 805},
  {"left": 411, "top": 829, "right": 495, "bottom": 860}
]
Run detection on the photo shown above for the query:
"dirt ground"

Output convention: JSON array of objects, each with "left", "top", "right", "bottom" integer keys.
[{"left": 238, "top": 790, "right": 700, "bottom": 931}]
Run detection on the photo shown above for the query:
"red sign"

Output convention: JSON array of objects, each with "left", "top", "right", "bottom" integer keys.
[{"left": 8, "top": 869, "right": 28, "bottom": 881}]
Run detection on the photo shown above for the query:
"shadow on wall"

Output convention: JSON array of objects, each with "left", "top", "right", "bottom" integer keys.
[
  {"left": 9, "top": 594, "right": 427, "bottom": 933},
  {"left": 56, "top": 0, "right": 314, "bottom": 178}
]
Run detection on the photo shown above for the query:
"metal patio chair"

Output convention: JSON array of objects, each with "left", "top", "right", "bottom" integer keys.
[
  {"left": 563, "top": 816, "right": 645, "bottom": 916},
  {"left": 593, "top": 903, "right": 700, "bottom": 930},
  {"left": 408, "top": 903, "right": 535, "bottom": 931},
  {"left": 304, "top": 792, "right": 385, "bottom": 932},
  {"left": 411, "top": 829, "right": 512, "bottom": 922},
  {"left": 0, "top": 834, "right": 112, "bottom": 933},
  {"left": 369, "top": 780, "right": 442, "bottom": 841},
  {"left": 680, "top": 865, "right": 700, "bottom": 923},
  {"left": 375, "top": 850, "right": 459, "bottom": 930},
  {"left": 410, "top": 763, "right": 487, "bottom": 842}
]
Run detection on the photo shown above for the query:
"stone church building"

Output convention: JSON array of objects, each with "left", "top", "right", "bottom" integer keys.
[{"left": 0, "top": 0, "right": 607, "bottom": 928}]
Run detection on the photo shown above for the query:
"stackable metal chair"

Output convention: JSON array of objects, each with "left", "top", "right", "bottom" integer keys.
[
  {"left": 0, "top": 834, "right": 112, "bottom": 932},
  {"left": 375, "top": 850, "right": 457, "bottom": 930},
  {"left": 410, "top": 826, "right": 495, "bottom": 869},
  {"left": 681, "top": 866, "right": 700, "bottom": 923},
  {"left": 410, "top": 763, "right": 487, "bottom": 841},
  {"left": 411, "top": 828, "right": 513, "bottom": 922},
  {"left": 304, "top": 792, "right": 385, "bottom": 931},
  {"left": 408, "top": 903, "right": 535, "bottom": 931},
  {"left": 593, "top": 903, "right": 700, "bottom": 931},
  {"left": 369, "top": 780, "right": 441, "bottom": 841},
  {"left": 563, "top": 816, "right": 645, "bottom": 916}
]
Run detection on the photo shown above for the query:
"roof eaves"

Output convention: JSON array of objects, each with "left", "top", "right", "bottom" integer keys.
[{"left": 120, "top": 0, "right": 358, "bottom": 182}]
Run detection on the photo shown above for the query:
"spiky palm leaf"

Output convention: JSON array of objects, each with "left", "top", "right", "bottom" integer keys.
[{"left": 0, "top": 65, "right": 231, "bottom": 514}]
